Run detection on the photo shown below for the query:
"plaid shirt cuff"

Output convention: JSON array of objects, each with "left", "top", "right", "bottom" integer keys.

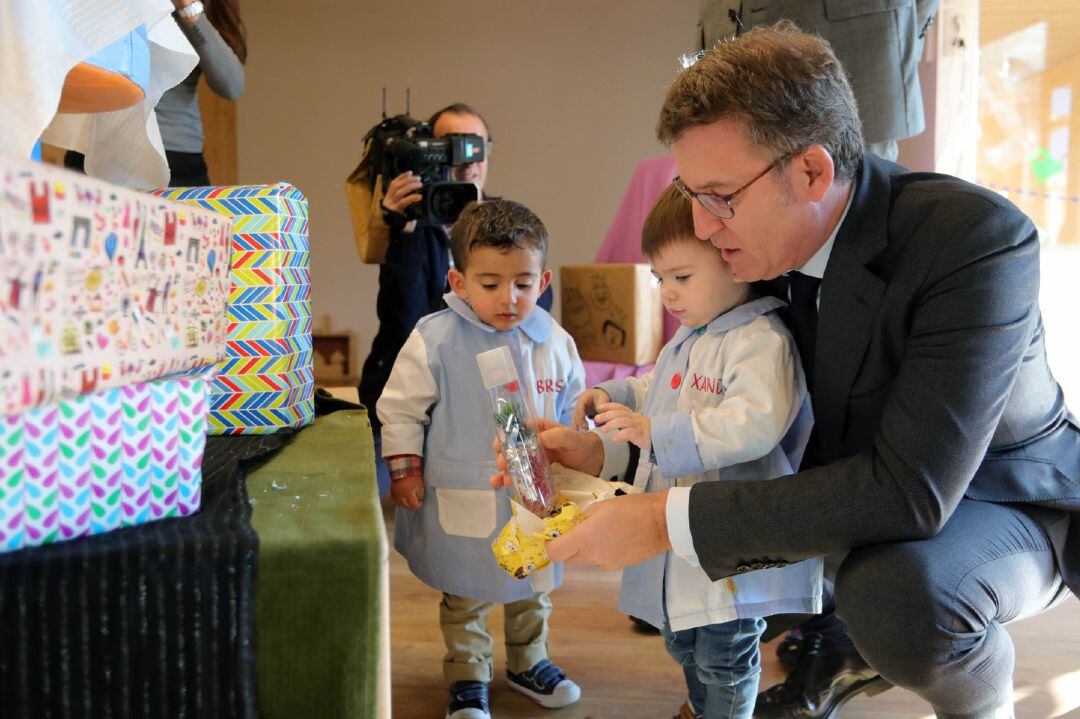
[{"left": 386, "top": 454, "right": 422, "bottom": 481}]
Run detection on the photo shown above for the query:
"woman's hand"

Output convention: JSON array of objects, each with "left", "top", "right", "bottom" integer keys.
[
  {"left": 490, "top": 418, "right": 605, "bottom": 488},
  {"left": 571, "top": 388, "right": 610, "bottom": 430}
]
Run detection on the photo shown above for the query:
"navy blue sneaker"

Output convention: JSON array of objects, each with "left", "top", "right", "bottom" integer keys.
[
  {"left": 446, "top": 680, "right": 489, "bottom": 719},
  {"left": 506, "top": 659, "right": 581, "bottom": 708}
]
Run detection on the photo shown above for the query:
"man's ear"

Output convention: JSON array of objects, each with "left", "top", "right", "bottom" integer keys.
[
  {"left": 448, "top": 268, "right": 468, "bottom": 300},
  {"left": 538, "top": 269, "right": 552, "bottom": 295},
  {"left": 791, "top": 145, "right": 835, "bottom": 203}
]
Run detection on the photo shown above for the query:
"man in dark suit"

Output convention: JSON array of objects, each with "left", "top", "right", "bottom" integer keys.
[{"left": 505, "top": 22, "right": 1077, "bottom": 719}]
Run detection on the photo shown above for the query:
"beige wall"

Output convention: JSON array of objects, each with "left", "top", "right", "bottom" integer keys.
[{"left": 236, "top": 1, "right": 699, "bottom": 379}]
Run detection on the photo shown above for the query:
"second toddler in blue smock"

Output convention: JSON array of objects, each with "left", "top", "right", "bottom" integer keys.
[{"left": 378, "top": 200, "right": 585, "bottom": 719}]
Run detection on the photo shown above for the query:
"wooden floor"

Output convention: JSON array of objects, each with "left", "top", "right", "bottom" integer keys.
[{"left": 386, "top": 500, "right": 1080, "bottom": 719}]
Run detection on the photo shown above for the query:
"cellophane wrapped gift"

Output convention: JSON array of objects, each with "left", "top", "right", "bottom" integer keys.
[
  {"left": 0, "top": 157, "right": 232, "bottom": 415},
  {"left": 0, "top": 375, "right": 210, "bottom": 553},
  {"left": 152, "top": 183, "right": 314, "bottom": 435}
]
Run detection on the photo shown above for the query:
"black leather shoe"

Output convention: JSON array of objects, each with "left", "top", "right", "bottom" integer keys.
[
  {"left": 753, "top": 633, "right": 892, "bottom": 718},
  {"left": 775, "top": 633, "right": 803, "bottom": 673},
  {"left": 629, "top": 614, "right": 661, "bottom": 635}
]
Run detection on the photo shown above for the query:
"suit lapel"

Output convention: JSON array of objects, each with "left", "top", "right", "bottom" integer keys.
[{"left": 812, "top": 157, "right": 891, "bottom": 456}]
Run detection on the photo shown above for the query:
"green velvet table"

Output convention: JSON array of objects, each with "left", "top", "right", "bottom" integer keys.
[{"left": 248, "top": 409, "right": 389, "bottom": 719}]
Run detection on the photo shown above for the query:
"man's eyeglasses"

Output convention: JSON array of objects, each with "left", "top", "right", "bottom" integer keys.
[{"left": 673, "top": 151, "right": 796, "bottom": 220}]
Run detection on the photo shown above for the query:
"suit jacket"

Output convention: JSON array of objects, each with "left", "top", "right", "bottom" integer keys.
[
  {"left": 699, "top": 0, "right": 939, "bottom": 144},
  {"left": 687, "top": 155, "right": 1080, "bottom": 596}
]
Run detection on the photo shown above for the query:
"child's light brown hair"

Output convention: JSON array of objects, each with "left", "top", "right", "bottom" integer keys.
[{"left": 642, "top": 183, "right": 708, "bottom": 259}]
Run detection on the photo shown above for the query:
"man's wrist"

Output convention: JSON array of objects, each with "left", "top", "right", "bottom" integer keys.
[
  {"left": 652, "top": 490, "right": 672, "bottom": 552},
  {"left": 584, "top": 432, "right": 605, "bottom": 477}
]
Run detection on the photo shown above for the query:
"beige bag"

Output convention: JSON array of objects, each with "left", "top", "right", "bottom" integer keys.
[{"left": 345, "top": 143, "right": 391, "bottom": 264}]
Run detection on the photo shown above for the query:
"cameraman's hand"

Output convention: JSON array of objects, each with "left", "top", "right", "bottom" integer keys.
[{"left": 382, "top": 171, "right": 423, "bottom": 215}]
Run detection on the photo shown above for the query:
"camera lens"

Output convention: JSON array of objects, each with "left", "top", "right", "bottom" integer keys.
[{"left": 425, "top": 182, "right": 479, "bottom": 225}]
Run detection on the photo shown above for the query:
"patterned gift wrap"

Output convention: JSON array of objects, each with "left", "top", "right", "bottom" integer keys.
[
  {"left": 0, "top": 377, "right": 210, "bottom": 554},
  {"left": 0, "top": 415, "right": 26, "bottom": 552},
  {"left": 120, "top": 384, "right": 152, "bottom": 526},
  {"left": 176, "top": 378, "right": 206, "bottom": 515},
  {"left": 0, "top": 157, "right": 233, "bottom": 416},
  {"left": 153, "top": 183, "right": 313, "bottom": 434},
  {"left": 209, "top": 365, "right": 315, "bottom": 434},
  {"left": 149, "top": 381, "right": 180, "bottom": 519},
  {"left": 57, "top": 395, "right": 92, "bottom": 539},
  {"left": 22, "top": 406, "right": 61, "bottom": 547},
  {"left": 89, "top": 388, "right": 124, "bottom": 533}
]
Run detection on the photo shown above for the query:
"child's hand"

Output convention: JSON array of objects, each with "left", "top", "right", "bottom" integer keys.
[
  {"left": 391, "top": 474, "right": 425, "bottom": 510},
  {"left": 572, "top": 388, "right": 610, "bottom": 430},
  {"left": 387, "top": 454, "right": 425, "bottom": 510},
  {"left": 593, "top": 402, "right": 651, "bottom": 456}
]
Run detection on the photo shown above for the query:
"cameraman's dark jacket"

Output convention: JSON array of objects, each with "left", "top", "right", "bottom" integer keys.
[{"left": 358, "top": 208, "right": 552, "bottom": 430}]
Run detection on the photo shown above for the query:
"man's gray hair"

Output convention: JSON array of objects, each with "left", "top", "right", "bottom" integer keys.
[{"left": 657, "top": 21, "right": 864, "bottom": 182}]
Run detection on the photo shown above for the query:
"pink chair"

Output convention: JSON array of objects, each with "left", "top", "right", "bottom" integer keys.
[{"left": 584, "top": 155, "right": 679, "bottom": 387}]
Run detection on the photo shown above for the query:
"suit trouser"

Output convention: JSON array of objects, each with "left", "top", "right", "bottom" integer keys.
[
  {"left": 834, "top": 499, "right": 1070, "bottom": 719},
  {"left": 440, "top": 591, "right": 552, "bottom": 684}
]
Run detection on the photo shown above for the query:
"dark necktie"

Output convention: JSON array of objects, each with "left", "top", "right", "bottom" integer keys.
[{"left": 787, "top": 271, "right": 821, "bottom": 393}]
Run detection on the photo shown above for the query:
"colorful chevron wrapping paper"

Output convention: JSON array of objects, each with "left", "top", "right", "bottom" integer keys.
[
  {"left": 152, "top": 183, "right": 314, "bottom": 435},
  {"left": 0, "top": 157, "right": 233, "bottom": 416},
  {"left": 0, "top": 376, "right": 209, "bottom": 554}
]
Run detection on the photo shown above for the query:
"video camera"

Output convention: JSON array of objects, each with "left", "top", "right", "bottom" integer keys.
[{"left": 368, "top": 114, "right": 485, "bottom": 226}]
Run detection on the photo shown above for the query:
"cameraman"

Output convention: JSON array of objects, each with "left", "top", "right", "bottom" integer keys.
[{"left": 358, "top": 103, "right": 553, "bottom": 442}]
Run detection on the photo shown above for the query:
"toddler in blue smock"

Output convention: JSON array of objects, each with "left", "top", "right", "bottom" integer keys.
[
  {"left": 574, "top": 185, "right": 822, "bottom": 719},
  {"left": 377, "top": 200, "right": 585, "bottom": 719}
]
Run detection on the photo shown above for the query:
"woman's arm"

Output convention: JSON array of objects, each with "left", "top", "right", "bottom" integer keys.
[{"left": 172, "top": 2, "right": 245, "bottom": 99}]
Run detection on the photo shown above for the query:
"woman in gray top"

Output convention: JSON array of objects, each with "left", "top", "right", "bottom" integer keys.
[
  {"left": 64, "top": 0, "right": 246, "bottom": 186},
  {"left": 157, "top": 0, "right": 246, "bottom": 185}
]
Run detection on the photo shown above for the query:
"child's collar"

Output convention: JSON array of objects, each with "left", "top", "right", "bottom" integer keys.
[
  {"left": 443, "top": 292, "right": 552, "bottom": 342},
  {"left": 669, "top": 295, "right": 786, "bottom": 346}
]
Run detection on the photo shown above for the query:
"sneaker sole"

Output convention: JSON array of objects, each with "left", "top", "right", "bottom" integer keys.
[
  {"left": 444, "top": 708, "right": 490, "bottom": 719},
  {"left": 507, "top": 679, "right": 581, "bottom": 709}
]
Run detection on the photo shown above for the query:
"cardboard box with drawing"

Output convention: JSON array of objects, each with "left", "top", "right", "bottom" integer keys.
[{"left": 558, "top": 264, "right": 663, "bottom": 365}]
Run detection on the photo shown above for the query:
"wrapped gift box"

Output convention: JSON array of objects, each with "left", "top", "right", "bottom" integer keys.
[
  {"left": 0, "top": 376, "right": 209, "bottom": 554},
  {"left": 153, "top": 184, "right": 314, "bottom": 435},
  {"left": 0, "top": 157, "right": 233, "bottom": 416}
]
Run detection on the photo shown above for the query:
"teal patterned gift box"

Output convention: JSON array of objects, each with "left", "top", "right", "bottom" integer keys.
[
  {"left": 0, "top": 415, "right": 26, "bottom": 551},
  {"left": 58, "top": 395, "right": 92, "bottom": 539},
  {"left": 149, "top": 381, "right": 180, "bottom": 519},
  {"left": 22, "top": 406, "right": 61, "bottom": 546},
  {"left": 89, "top": 388, "right": 124, "bottom": 533},
  {"left": 0, "top": 376, "right": 210, "bottom": 554},
  {"left": 120, "top": 384, "right": 152, "bottom": 525}
]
